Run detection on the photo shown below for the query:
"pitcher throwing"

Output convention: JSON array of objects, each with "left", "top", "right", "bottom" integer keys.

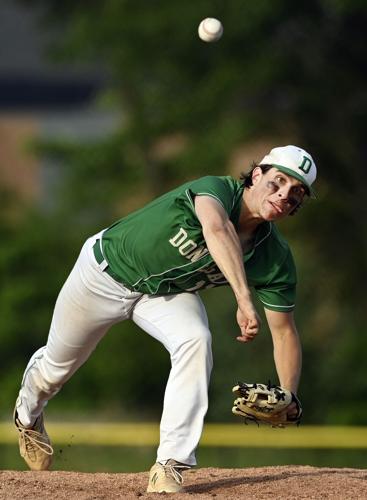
[{"left": 14, "top": 145, "right": 317, "bottom": 493}]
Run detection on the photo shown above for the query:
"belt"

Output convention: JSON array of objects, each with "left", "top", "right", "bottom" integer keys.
[{"left": 93, "top": 239, "right": 123, "bottom": 283}]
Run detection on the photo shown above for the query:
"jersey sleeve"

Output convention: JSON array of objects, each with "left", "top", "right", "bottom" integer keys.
[
  {"left": 184, "top": 176, "right": 235, "bottom": 216},
  {"left": 254, "top": 249, "right": 297, "bottom": 312}
]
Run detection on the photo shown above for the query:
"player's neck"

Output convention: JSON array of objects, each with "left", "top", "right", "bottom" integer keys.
[{"left": 238, "top": 190, "right": 263, "bottom": 235}]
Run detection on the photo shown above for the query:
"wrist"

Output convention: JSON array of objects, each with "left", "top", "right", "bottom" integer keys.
[
  {"left": 236, "top": 293, "right": 253, "bottom": 308},
  {"left": 280, "top": 382, "right": 298, "bottom": 394}
]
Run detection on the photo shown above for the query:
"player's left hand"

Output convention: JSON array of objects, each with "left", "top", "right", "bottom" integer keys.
[
  {"left": 274, "top": 400, "right": 298, "bottom": 420},
  {"left": 232, "top": 383, "right": 302, "bottom": 427}
]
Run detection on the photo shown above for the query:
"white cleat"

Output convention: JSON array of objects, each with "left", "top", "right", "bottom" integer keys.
[
  {"left": 14, "top": 409, "right": 54, "bottom": 471},
  {"left": 147, "top": 459, "right": 191, "bottom": 493}
]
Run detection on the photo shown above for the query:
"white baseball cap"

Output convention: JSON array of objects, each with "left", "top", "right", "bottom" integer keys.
[{"left": 259, "top": 145, "right": 317, "bottom": 197}]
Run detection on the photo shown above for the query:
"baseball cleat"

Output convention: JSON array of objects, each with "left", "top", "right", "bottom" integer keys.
[
  {"left": 14, "top": 409, "right": 54, "bottom": 471},
  {"left": 146, "top": 459, "right": 190, "bottom": 493}
]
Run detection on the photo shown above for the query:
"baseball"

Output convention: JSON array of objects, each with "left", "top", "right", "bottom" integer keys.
[{"left": 198, "top": 18, "right": 223, "bottom": 43}]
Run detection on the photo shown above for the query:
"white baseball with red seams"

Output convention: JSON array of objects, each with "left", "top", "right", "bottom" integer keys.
[{"left": 198, "top": 18, "right": 223, "bottom": 42}]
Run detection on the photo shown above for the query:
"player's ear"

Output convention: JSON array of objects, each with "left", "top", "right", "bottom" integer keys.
[{"left": 251, "top": 166, "right": 263, "bottom": 185}]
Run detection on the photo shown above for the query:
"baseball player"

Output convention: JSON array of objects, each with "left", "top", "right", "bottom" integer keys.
[{"left": 14, "top": 145, "right": 316, "bottom": 493}]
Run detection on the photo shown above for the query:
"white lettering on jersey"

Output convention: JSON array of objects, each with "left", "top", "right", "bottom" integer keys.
[
  {"left": 169, "top": 228, "right": 188, "bottom": 247},
  {"left": 185, "top": 246, "right": 209, "bottom": 262},
  {"left": 184, "top": 280, "right": 207, "bottom": 291},
  {"left": 201, "top": 262, "right": 227, "bottom": 284},
  {"left": 169, "top": 227, "right": 209, "bottom": 263},
  {"left": 168, "top": 228, "right": 227, "bottom": 291},
  {"left": 207, "top": 272, "right": 225, "bottom": 283},
  {"left": 179, "top": 240, "right": 198, "bottom": 256},
  {"left": 203, "top": 263, "right": 217, "bottom": 274}
]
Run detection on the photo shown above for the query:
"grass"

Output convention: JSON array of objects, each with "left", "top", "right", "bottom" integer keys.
[
  {"left": 2, "top": 422, "right": 367, "bottom": 448},
  {"left": 2, "top": 422, "right": 367, "bottom": 471},
  {"left": 2, "top": 445, "right": 367, "bottom": 472}
]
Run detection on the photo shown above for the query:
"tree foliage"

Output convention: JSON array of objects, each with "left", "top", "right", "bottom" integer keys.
[{"left": 2, "top": 0, "right": 366, "bottom": 422}]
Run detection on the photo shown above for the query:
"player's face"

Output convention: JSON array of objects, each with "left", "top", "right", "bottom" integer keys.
[{"left": 252, "top": 168, "right": 306, "bottom": 221}]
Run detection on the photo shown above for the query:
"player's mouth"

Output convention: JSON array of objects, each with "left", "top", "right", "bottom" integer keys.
[{"left": 268, "top": 201, "right": 285, "bottom": 215}]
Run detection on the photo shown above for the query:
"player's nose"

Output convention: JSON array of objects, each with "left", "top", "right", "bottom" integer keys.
[{"left": 277, "top": 185, "right": 292, "bottom": 199}]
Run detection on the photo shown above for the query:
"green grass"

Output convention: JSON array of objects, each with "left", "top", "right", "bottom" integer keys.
[
  {"left": 3, "top": 423, "right": 367, "bottom": 471},
  {"left": 3, "top": 422, "right": 367, "bottom": 448},
  {"left": 2, "top": 444, "right": 367, "bottom": 472}
]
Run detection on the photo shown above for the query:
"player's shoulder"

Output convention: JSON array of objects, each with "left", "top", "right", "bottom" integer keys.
[
  {"left": 186, "top": 175, "right": 242, "bottom": 196},
  {"left": 186, "top": 175, "right": 243, "bottom": 212}
]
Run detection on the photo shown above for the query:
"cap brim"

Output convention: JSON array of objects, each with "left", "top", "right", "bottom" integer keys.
[{"left": 272, "top": 164, "right": 316, "bottom": 198}]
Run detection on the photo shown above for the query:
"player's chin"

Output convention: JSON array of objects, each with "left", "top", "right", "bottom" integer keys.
[
  {"left": 263, "top": 203, "right": 289, "bottom": 221},
  {"left": 262, "top": 211, "right": 282, "bottom": 222}
]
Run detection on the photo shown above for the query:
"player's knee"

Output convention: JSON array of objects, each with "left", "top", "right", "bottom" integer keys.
[
  {"left": 188, "top": 325, "right": 211, "bottom": 346},
  {"left": 183, "top": 326, "right": 213, "bottom": 363}
]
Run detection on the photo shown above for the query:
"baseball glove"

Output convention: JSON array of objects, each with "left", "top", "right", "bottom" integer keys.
[{"left": 232, "top": 382, "right": 302, "bottom": 428}]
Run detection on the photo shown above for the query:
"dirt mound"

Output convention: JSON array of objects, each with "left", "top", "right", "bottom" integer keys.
[{"left": 1, "top": 466, "right": 366, "bottom": 499}]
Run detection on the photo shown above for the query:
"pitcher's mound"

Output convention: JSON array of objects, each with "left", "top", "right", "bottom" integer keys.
[{"left": 1, "top": 465, "right": 366, "bottom": 499}]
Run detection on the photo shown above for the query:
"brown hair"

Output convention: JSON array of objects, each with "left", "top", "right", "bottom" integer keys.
[{"left": 239, "top": 162, "right": 273, "bottom": 187}]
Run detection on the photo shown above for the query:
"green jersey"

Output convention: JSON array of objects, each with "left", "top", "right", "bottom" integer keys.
[{"left": 102, "top": 176, "right": 297, "bottom": 312}]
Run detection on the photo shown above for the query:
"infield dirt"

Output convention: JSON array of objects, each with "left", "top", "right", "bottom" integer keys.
[{"left": 1, "top": 465, "right": 366, "bottom": 499}]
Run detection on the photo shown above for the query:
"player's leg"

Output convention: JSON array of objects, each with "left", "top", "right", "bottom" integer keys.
[
  {"left": 15, "top": 233, "right": 140, "bottom": 469},
  {"left": 132, "top": 292, "right": 213, "bottom": 469}
]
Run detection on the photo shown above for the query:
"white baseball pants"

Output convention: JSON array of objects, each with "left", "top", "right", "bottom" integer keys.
[{"left": 16, "top": 232, "right": 213, "bottom": 466}]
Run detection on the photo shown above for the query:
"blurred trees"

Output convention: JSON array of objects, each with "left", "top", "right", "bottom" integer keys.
[{"left": 1, "top": 0, "right": 366, "bottom": 423}]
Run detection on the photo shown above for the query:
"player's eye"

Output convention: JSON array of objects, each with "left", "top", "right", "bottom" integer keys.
[
  {"left": 287, "top": 196, "right": 300, "bottom": 207},
  {"left": 267, "top": 176, "right": 285, "bottom": 191},
  {"left": 274, "top": 175, "right": 285, "bottom": 184}
]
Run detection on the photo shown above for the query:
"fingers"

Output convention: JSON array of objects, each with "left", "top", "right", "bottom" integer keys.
[
  {"left": 286, "top": 402, "right": 298, "bottom": 418},
  {"left": 236, "top": 306, "right": 261, "bottom": 343},
  {"left": 245, "top": 319, "right": 260, "bottom": 335},
  {"left": 236, "top": 335, "right": 253, "bottom": 343},
  {"left": 273, "top": 402, "right": 298, "bottom": 419},
  {"left": 236, "top": 332, "right": 257, "bottom": 342},
  {"left": 236, "top": 320, "right": 260, "bottom": 343}
]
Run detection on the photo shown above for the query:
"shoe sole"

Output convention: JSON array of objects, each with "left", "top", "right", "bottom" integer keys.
[{"left": 146, "top": 486, "right": 183, "bottom": 493}]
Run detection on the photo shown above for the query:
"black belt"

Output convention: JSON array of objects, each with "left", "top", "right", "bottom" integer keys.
[{"left": 93, "top": 239, "right": 123, "bottom": 283}]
